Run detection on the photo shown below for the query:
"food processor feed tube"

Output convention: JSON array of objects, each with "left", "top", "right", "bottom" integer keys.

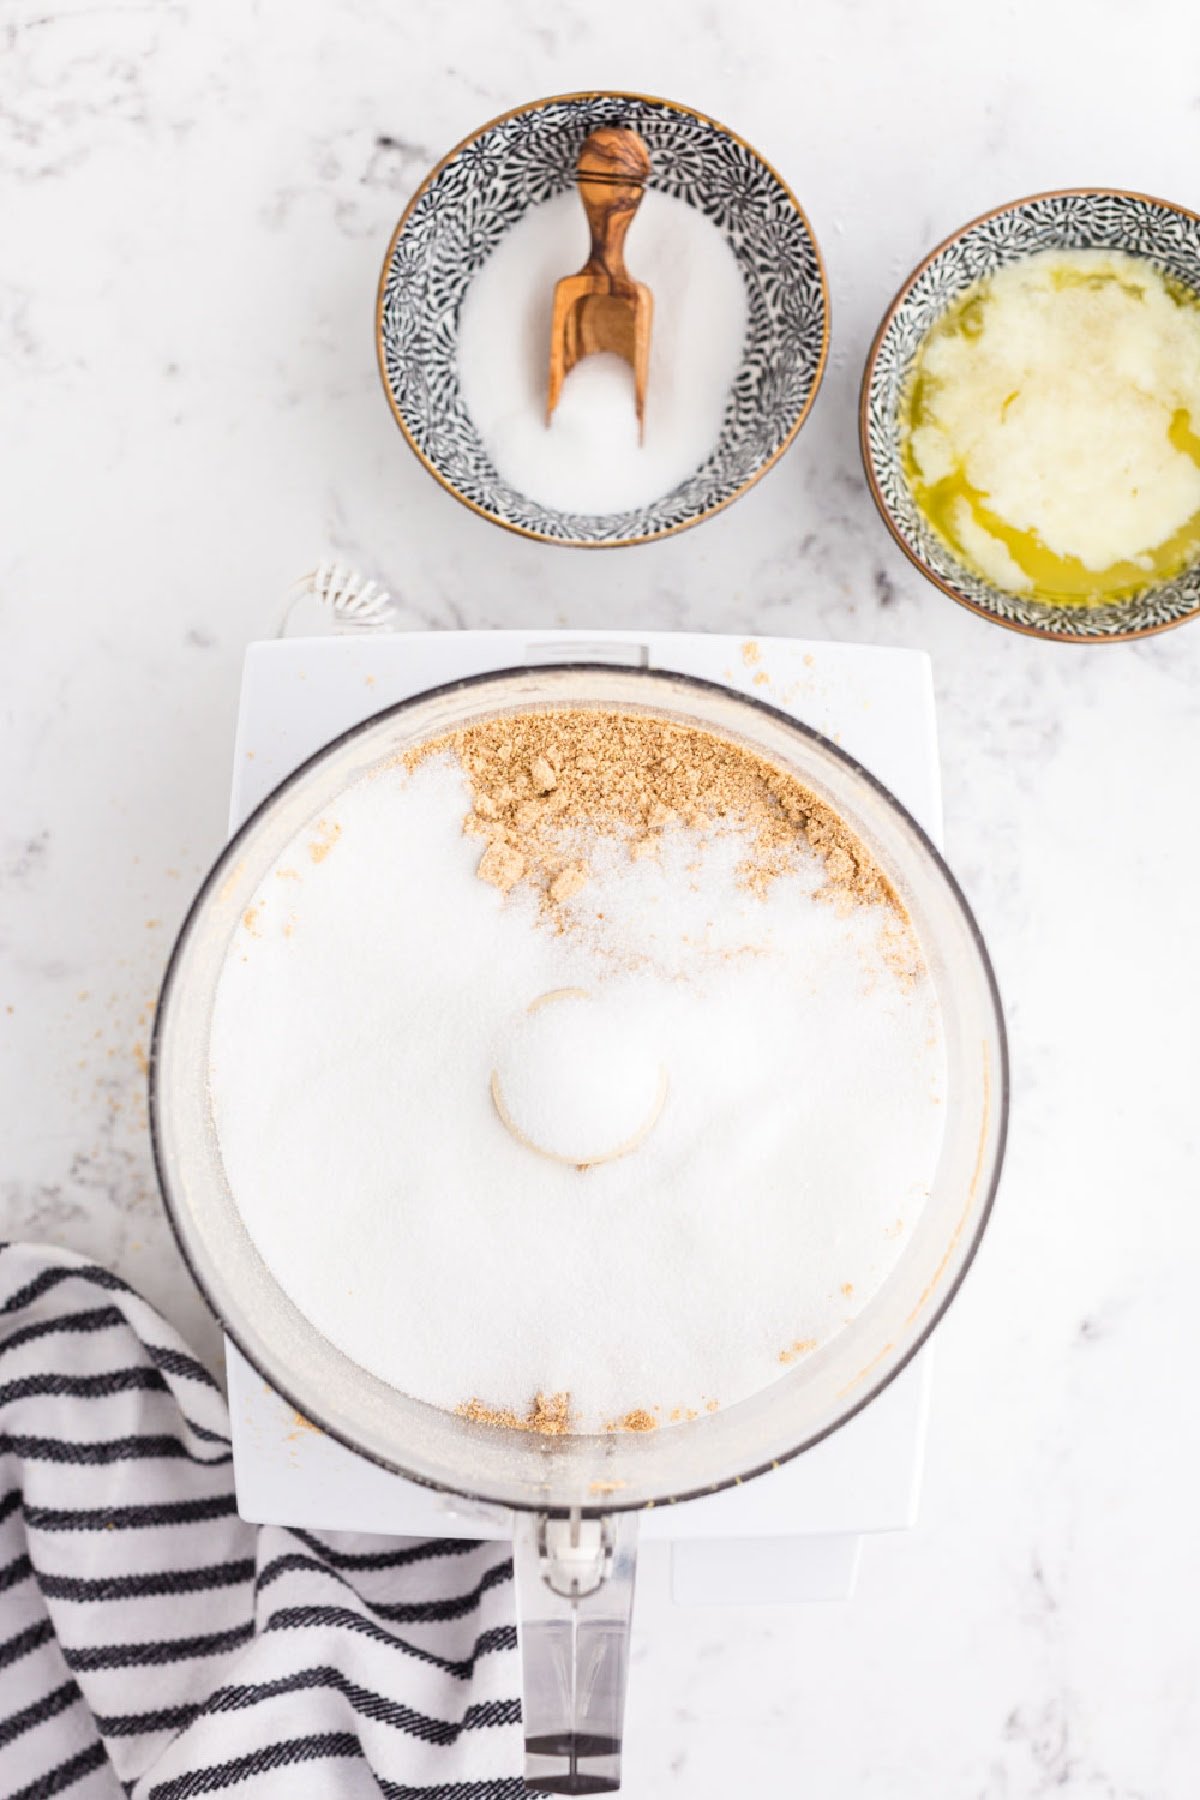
[{"left": 515, "top": 1511, "right": 639, "bottom": 1794}]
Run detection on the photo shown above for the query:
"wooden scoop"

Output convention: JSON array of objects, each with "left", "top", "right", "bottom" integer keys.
[{"left": 546, "top": 126, "right": 653, "bottom": 440}]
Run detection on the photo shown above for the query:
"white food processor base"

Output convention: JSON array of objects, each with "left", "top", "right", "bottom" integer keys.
[{"left": 224, "top": 628, "right": 943, "bottom": 1607}]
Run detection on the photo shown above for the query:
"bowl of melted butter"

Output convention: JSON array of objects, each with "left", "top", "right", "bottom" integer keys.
[{"left": 861, "top": 189, "right": 1200, "bottom": 641}]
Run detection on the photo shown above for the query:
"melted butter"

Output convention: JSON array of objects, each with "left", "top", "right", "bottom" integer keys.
[{"left": 901, "top": 258, "right": 1200, "bottom": 606}]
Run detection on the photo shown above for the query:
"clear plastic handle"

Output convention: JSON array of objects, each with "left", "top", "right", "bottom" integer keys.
[{"left": 513, "top": 1509, "right": 640, "bottom": 1794}]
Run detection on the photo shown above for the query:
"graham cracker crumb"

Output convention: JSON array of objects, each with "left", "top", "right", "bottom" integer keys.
[
  {"left": 549, "top": 864, "right": 587, "bottom": 904},
  {"left": 309, "top": 820, "right": 342, "bottom": 864},
  {"left": 457, "top": 1392, "right": 573, "bottom": 1435},
  {"left": 407, "top": 708, "right": 898, "bottom": 918},
  {"left": 588, "top": 1478, "right": 628, "bottom": 1494},
  {"left": 878, "top": 915, "right": 923, "bottom": 990},
  {"left": 742, "top": 640, "right": 761, "bottom": 665},
  {"left": 478, "top": 840, "right": 525, "bottom": 893},
  {"left": 779, "top": 1338, "right": 817, "bottom": 1366},
  {"left": 605, "top": 1408, "right": 658, "bottom": 1433}
]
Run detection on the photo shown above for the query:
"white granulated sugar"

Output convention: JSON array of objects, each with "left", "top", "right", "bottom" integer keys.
[
  {"left": 492, "top": 990, "right": 667, "bottom": 1167},
  {"left": 455, "top": 188, "right": 747, "bottom": 515},
  {"left": 209, "top": 753, "right": 946, "bottom": 1431}
]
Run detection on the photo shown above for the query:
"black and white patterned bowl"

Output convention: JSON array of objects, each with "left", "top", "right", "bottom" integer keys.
[
  {"left": 861, "top": 189, "right": 1200, "bottom": 643},
  {"left": 376, "top": 91, "right": 829, "bottom": 548}
]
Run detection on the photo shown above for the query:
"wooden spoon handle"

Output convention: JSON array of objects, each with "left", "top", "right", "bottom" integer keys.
[{"left": 575, "top": 127, "right": 651, "bottom": 293}]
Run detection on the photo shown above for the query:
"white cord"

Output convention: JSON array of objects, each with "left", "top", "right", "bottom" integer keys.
[{"left": 279, "top": 563, "right": 398, "bottom": 636}]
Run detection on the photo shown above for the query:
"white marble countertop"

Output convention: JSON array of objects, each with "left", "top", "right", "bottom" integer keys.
[{"left": 4, "top": 1, "right": 1200, "bottom": 1792}]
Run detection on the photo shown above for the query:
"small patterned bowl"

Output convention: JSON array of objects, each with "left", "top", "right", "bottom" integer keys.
[
  {"left": 376, "top": 91, "right": 829, "bottom": 548},
  {"left": 860, "top": 189, "right": 1200, "bottom": 643}
]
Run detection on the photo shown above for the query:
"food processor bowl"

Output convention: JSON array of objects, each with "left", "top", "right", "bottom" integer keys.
[{"left": 151, "top": 664, "right": 1007, "bottom": 1793}]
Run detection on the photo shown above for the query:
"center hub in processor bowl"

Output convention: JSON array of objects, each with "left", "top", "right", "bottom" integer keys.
[{"left": 207, "top": 706, "right": 947, "bottom": 1437}]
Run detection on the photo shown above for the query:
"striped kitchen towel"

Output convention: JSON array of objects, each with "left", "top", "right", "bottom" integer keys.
[{"left": 0, "top": 1243, "right": 524, "bottom": 1799}]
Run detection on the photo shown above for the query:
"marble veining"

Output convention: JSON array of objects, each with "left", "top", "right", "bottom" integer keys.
[{"left": 3, "top": 1, "right": 1200, "bottom": 1793}]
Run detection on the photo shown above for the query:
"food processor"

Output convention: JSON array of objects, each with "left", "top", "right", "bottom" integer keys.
[{"left": 151, "top": 629, "right": 1007, "bottom": 1794}]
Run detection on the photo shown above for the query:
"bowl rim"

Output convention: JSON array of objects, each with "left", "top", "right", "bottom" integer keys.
[
  {"left": 858, "top": 184, "right": 1200, "bottom": 645},
  {"left": 374, "top": 88, "right": 831, "bottom": 549},
  {"left": 149, "top": 662, "right": 1009, "bottom": 1518}
]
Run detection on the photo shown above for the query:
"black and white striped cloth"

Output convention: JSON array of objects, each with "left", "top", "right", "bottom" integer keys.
[{"left": 0, "top": 1243, "right": 523, "bottom": 1799}]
